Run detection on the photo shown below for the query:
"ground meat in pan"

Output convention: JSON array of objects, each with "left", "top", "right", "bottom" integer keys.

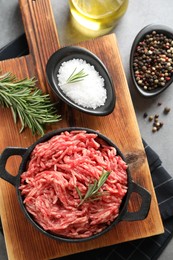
[{"left": 19, "top": 130, "right": 128, "bottom": 238}]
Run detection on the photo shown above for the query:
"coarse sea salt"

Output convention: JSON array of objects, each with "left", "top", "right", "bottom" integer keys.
[{"left": 57, "top": 59, "right": 107, "bottom": 109}]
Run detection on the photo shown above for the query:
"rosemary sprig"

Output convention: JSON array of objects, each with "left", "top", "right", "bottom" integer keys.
[
  {"left": 76, "top": 170, "right": 111, "bottom": 206},
  {"left": 66, "top": 67, "right": 88, "bottom": 84},
  {"left": 0, "top": 72, "right": 61, "bottom": 136}
]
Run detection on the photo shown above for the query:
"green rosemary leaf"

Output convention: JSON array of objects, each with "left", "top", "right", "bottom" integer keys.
[
  {"left": 97, "top": 170, "right": 111, "bottom": 190},
  {"left": 87, "top": 191, "right": 109, "bottom": 201},
  {"left": 0, "top": 71, "right": 61, "bottom": 135},
  {"left": 77, "top": 170, "right": 111, "bottom": 206},
  {"left": 75, "top": 186, "right": 82, "bottom": 201},
  {"left": 0, "top": 90, "right": 12, "bottom": 106},
  {"left": 17, "top": 107, "right": 25, "bottom": 133},
  {"left": 0, "top": 72, "right": 15, "bottom": 83},
  {"left": 10, "top": 106, "right": 17, "bottom": 124},
  {"left": 82, "top": 180, "right": 97, "bottom": 201},
  {"left": 66, "top": 67, "right": 88, "bottom": 84}
]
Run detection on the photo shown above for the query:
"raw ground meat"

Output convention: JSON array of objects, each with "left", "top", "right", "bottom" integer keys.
[{"left": 19, "top": 130, "right": 128, "bottom": 238}]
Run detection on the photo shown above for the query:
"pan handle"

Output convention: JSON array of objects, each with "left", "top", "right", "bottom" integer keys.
[
  {"left": 0, "top": 147, "right": 27, "bottom": 187},
  {"left": 122, "top": 181, "right": 151, "bottom": 221}
]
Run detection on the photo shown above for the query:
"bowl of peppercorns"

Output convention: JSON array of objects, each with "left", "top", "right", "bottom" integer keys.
[{"left": 130, "top": 24, "right": 173, "bottom": 97}]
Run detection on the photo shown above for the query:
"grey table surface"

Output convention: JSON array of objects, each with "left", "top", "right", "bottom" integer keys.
[{"left": 0, "top": 0, "right": 172, "bottom": 259}]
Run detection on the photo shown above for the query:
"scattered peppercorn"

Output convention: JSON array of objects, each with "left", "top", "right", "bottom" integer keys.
[
  {"left": 148, "top": 115, "right": 153, "bottom": 121},
  {"left": 152, "top": 126, "right": 157, "bottom": 133},
  {"left": 143, "top": 112, "right": 148, "bottom": 118},
  {"left": 150, "top": 114, "right": 164, "bottom": 132},
  {"left": 160, "top": 121, "right": 164, "bottom": 127},
  {"left": 155, "top": 122, "right": 161, "bottom": 127},
  {"left": 142, "top": 103, "right": 171, "bottom": 133},
  {"left": 163, "top": 107, "right": 171, "bottom": 114},
  {"left": 133, "top": 30, "right": 173, "bottom": 91}
]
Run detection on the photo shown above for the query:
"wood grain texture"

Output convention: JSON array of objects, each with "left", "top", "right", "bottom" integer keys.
[
  {"left": 18, "top": 0, "right": 60, "bottom": 96},
  {"left": 0, "top": 0, "right": 164, "bottom": 259}
]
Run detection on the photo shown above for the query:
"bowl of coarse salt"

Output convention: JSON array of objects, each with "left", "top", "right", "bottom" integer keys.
[{"left": 46, "top": 46, "right": 115, "bottom": 116}]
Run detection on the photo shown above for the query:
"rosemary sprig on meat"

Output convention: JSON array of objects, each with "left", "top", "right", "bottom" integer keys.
[
  {"left": 0, "top": 72, "right": 61, "bottom": 135},
  {"left": 76, "top": 170, "right": 111, "bottom": 206},
  {"left": 66, "top": 67, "right": 88, "bottom": 84}
]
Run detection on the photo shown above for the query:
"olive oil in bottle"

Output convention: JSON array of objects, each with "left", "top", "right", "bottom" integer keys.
[{"left": 69, "top": 0, "right": 129, "bottom": 36}]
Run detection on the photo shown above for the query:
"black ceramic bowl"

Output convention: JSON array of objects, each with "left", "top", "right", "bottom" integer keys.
[
  {"left": 130, "top": 24, "right": 173, "bottom": 97},
  {"left": 0, "top": 127, "right": 151, "bottom": 242},
  {"left": 46, "top": 46, "right": 115, "bottom": 115}
]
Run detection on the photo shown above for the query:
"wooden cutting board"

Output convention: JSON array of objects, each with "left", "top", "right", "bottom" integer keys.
[{"left": 0, "top": 0, "right": 164, "bottom": 259}]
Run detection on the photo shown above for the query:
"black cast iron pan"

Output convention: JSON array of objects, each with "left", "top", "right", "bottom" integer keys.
[{"left": 0, "top": 127, "right": 151, "bottom": 242}]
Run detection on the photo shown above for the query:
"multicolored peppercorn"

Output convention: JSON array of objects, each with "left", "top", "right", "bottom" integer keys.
[
  {"left": 133, "top": 31, "right": 173, "bottom": 91},
  {"left": 143, "top": 103, "right": 171, "bottom": 133},
  {"left": 163, "top": 106, "right": 171, "bottom": 114}
]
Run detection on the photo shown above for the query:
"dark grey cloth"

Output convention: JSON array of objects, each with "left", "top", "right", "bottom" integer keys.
[
  {"left": 0, "top": 35, "right": 173, "bottom": 260},
  {"left": 0, "top": 34, "right": 28, "bottom": 60}
]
